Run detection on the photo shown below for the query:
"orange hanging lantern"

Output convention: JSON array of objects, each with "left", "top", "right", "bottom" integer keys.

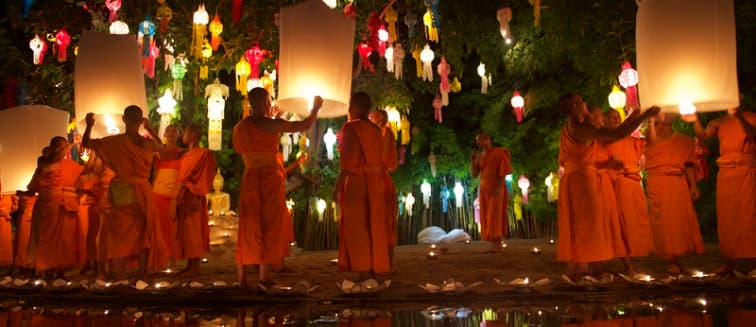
[
  {"left": 155, "top": 0, "right": 173, "bottom": 32},
  {"left": 209, "top": 14, "right": 223, "bottom": 51}
]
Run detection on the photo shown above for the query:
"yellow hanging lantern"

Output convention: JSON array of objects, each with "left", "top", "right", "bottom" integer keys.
[
  {"left": 200, "top": 40, "right": 212, "bottom": 80},
  {"left": 607, "top": 85, "right": 627, "bottom": 121},
  {"left": 400, "top": 114, "right": 411, "bottom": 145},
  {"left": 423, "top": 9, "right": 438, "bottom": 42},
  {"left": 385, "top": 106, "right": 401, "bottom": 139},
  {"left": 384, "top": 6, "right": 398, "bottom": 42},
  {"left": 208, "top": 14, "right": 223, "bottom": 51},
  {"left": 192, "top": 4, "right": 209, "bottom": 58},
  {"left": 235, "top": 56, "right": 251, "bottom": 95}
]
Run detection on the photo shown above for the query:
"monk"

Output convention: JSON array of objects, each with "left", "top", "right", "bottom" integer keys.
[
  {"left": 82, "top": 106, "right": 168, "bottom": 279},
  {"left": 233, "top": 87, "right": 322, "bottom": 287},
  {"left": 556, "top": 93, "right": 658, "bottom": 279},
  {"left": 604, "top": 109, "right": 653, "bottom": 275},
  {"left": 152, "top": 124, "right": 185, "bottom": 267},
  {"left": 12, "top": 193, "right": 36, "bottom": 275},
  {"left": 0, "top": 180, "right": 18, "bottom": 270},
  {"left": 645, "top": 112, "right": 704, "bottom": 275},
  {"left": 682, "top": 101, "right": 756, "bottom": 274},
  {"left": 173, "top": 124, "right": 217, "bottom": 276},
  {"left": 470, "top": 132, "right": 512, "bottom": 252},
  {"left": 78, "top": 152, "right": 115, "bottom": 278},
  {"left": 333, "top": 92, "right": 389, "bottom": 280},
  {"left": 368, "top": 109, "right": 398, "bottom": 265},
  {"left": 26, "top": 137, "right": 83, "bottom": 278}
]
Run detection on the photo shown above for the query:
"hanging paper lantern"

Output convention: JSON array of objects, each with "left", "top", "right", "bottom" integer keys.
[
  {"left": 440, "top": 185, "right": 450, "bottom": 213},
  {"left": 420, "top": 180, "right": 431, "bottom": 209},
  {"left": 344, "top": 1, "right": 357, "bottom": 18},
  {"left": 384, "top": 5, "right": 398, "bottom": 42},
  {"left": 105, "top": 0, "right": 121, "bottom": 23},
  {"left": 393, "top": 43, "right": 405, "bottom": 80},
  {"left": 411, "top": 46, "right": 423, "bottom": 78},
  {"left": 29, "top": 34, "right": 46, "bottom": 65},
  {"left": 323, "top": 127, "right": 337, "bottom": 160},
  {"left": 377, "top": 25, "right": 389, "bottom": 57},
  {"left": 428, "top": 151, "right": 437, "bottom": 177},
  {"left": 367, "top": 11, "right": 382, "bottom": 52},
  {"left": 233, "top": 0, "right": 243, "bottom": 22},
  {"left": 496, "top": 6, "right": 512, "bottom": 41},
  {"left": 400, "top": 114, "right": 411, "bottom": 145},
  {"left": 163, "top": 38, "right": 175, "bottom": 71},
  {"left": 192, "top": 5, "right": 209, "bottom": 58},
  {"left": 316, "top": 198, "right": 326, "bottom": 221},
  {"left": 473, "top": 197, "right": 480, "bottom": 223},
  {"left": 432, "top": 93, "right": 443, "bottom": 123},
  {"left": 513, "top": 194, "right": 523, "bottom": 221},
  {"left": 205, "top": 78, "right": 229, "bottom": 151},
  {"left": 636, "top": 0, "right": 738, "bottom": 113},
  {"left": 357, "top": 42, "right": 374, "bottom": 72},
  {"left": 385, "top": 106, "right": 401, "bottom": 138},
  {"left": 138, "top": 17, "right": 156, "bottom": 57},
  {"left": 54, "top": 29, "right": 70, "bottom": 62},
  {"left": 427, "top": 0, "right": 441, "bottom": 29},
  {"left": 404, "top": 192, "right": 415, "bottom": 216},
  {"left": 437, "top": 57, "right": 450, "bottom": 106},
  {"left": 22, "top": 0, "right": 34, "bottom": 18},
  {"left": 404, "top": 10, "right": 418, "bottom": 39},
  {"left": 618, "top": 61, "right": 639, "bottom": 110},
  {"left": 280, "top": 133, "right": 292, "bottom": 162},
  {"left": 545, "top": 172, "right": 558, "bottom": 203},
  {"left": 511, "top": 90, "right": 525, "bottom": 123},
  {"left": 505, "top": 173, "right": 513, "bottom": 194},
  {"left": 156, "top": 89, "right": 177, "bottom": 139},
  {"left": 109, "top": 20, "right": 129, "bottom": 34},
  {"left": 453, "top": 182, "right": 464, "bottom": 208},
  {"left": 170, "top": 54, "right": 187, "bottom": 100},
  {"left": 74, "top": 31, "right": 148, "bottom": 138},
  {"left": 532, "top": 0, "right": 542, "bottom": 26},
  {"left": 235, "top": 56, "right": 251, "bottom": 95},
  {"left": 477, "top": 63, "right": 491, "bottom": 94},
  {"left": 517, "top": 175, "right": 530, "bottom": 204},
  {"left": 278, "top": 0, "right": 356, "bottom": 118},
  {"left": 155, "top": 0, "right": 173, "bottom": 32},
  {"left": 199, "top": 41, "right": 212, "bottom": 80},
  {"left": 384, "top": 44, "right": 394, "bottom": 73},
  {"left": 422, "top": 9, "right": 438, "bottom": 42},
  {"left": 209, "top": 14, "right": 223, "bottom": 51},
  {"left": 245, "top": 45, "right": 264, "bottom": 79},
  {"left": 420, "top": 44, "right": 434, "bottom": 82},
  {"left": 608, "top": 85, "right": 627, "bottom": 121},
  {"left": 144, "top": 41, "right": 159, "bottom": 78}
]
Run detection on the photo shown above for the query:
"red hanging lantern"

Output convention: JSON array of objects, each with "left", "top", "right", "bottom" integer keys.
[
  {"left": 244, "top": 45, "right": 264, "bottom": 79},
  {"left": 55, "top": 29, "right": 71, "bottom": 62},
  {"left": 511, "top": 90, "right": 525, "bottom": 123},
  {"left": 344, "top": 2, "right": 357, "bottom": 19},
  {"left": 357, "top": 42, "right": 374, "bottom": 72}
]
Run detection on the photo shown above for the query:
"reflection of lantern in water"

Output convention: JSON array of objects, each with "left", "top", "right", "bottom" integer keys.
[
  {"left": 278, "top": 0, "right": 355, "bottom": 118},
  {"left": 405, "top": 192, "right": 415, "bottom": 216},
  {"left": 608, "top": 85, "right": 627, "bottom": 121},
  {"left": 323, "top": 128, "right": 337, "bottom": 160},
  {"left": 420, "top": 181, "right": 431, "bottom": 209},
  {"left": 453, "top": 182, "right": 464, "bottom": 208},
  {"left": 29, "top": 34, "right": 47, "bottom": 65},
  {"left": 156, "top": 89, "right": 177, "bottom": 140},
  {"left": 192, "top": 5, "right": 209, "bottom": 58},
  {"left": 518, "top": 175, "right": 530, "bottom": 204},
  {"left": 205, "top": 78, "right": 229, "bottom": 151},
  {"left": 636, "top": 0, "right": 738, "bottom": 113}
]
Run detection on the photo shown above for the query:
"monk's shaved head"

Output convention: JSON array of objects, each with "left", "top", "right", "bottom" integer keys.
[
  {"left": 349, "top": 92, "right": 372, "bottom": 119},
  {"left": 123, "top": 105, "right": 143, "bottom": 125}
]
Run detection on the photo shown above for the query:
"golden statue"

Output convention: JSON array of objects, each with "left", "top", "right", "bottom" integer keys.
[{"left": 206, "top": 169, "right": 230, "bottom": 214}]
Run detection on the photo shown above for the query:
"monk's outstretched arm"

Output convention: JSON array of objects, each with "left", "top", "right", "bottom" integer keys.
[
  {"left": 573, "top": 107, "right": 660, "bottom": 143},
  {"left": 82, "top": 113, "right": 95, "bottom": 149},
  {"left": 734, "top": 111, "right": 756, "bottom": 137},
  {"left": 259, "top": 97, "right": 324, "bottom": 134},
  {"left": 682, "top": 113, "right": 717, "bottom": 140},
  {"left": 645, "top": 115, "right": 658, "bottom": 145}
]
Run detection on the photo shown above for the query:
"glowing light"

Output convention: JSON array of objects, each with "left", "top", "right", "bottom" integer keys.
[
  {"left": 420, "top": 181, "right": 432, "bottom": 209},
  {"left": 404, "top": 192, "right": 415, "bottom": 216},
  {"left": 679, "top": 101, "right": 697, "bottom": 115},
  {"left": 109, "top": 20, "right": 130, "bottom": 34},
  {"left": 323, "top": 128, "right": 337, "bottom": 160},
  {"left": 453, "top": 182, "right": 464, "bottom": 208},
  {"left": 316, "top": 198, "right": 327, "bottom": 221}
]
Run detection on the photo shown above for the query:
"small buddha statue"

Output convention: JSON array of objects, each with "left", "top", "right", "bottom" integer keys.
[{"left": 206, "top": 169, "right": 230, "bottom": 215}]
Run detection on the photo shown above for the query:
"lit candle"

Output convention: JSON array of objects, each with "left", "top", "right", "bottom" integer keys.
[
  {"left": 208, "top": 210, "right": 214, "bottom": 215},
  {"left": 548, "top": 239, "right": 555, "bottom": 244},
  {"left": 208, "top": 220, "right": 215, "bottom": 227},
  {"left": 638, "top": 274, "right": 654, "bottom": 282},
  {"left": 289, "top": 241, "right": 297, "bottom": 247},
  {"left": 531, "top": 247, "right": 541, "bottom": 254},
  {"left": 692, "top": 270, "right": 706, "bottom": 278},
  {"left": 105, "top": 282, "right": 112, "bottom": 288},
  {"left": 430, "top": 244, "right": 437, "bottom": 250},
  {"left": 464, "top": 239, "right": 471, "bottom": 244},
  {"left": 154, "top": 283, "right": 162, "bottom": 289},
  {"left": 163, "top": 268, "right": 173, "bottom": 274},
  {"left": 201, "top": 258, "right": 209, "bottom": 263},
  {"left": 501, "top": 243, "right": 508, "bottom": 249},
  {"left": 329, "top": 258, "right": 339, "bottom": 265},
  {"left": 427, "top": 251, "right": 438, "bottom": 259},
  {"left": 223, "top": 233, "right": 230, "bottom": 238}
]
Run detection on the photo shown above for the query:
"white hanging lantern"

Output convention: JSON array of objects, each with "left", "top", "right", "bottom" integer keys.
[
  {"left": 477, "top": 63, "right": 491, "bottom": 94},
  {"left": 323, "top": 127, "right": 337, "bottom": 160},
  {"left": 29, "top": 34, "right": 46, "bottom": 65},
  {"left": 205, "top": 78, "right": 229, "bottom": 151},
  {"left": 405, "top": 192, "right": 415, "bottom": 216},
  {"left": 453, "top": 182, "right": 464, "bottom": 208},
  {"left": 156, "top": 89, "right": 177, "bottom": 140},
  {"left": 420, "top": 44, "right": 434, "bottom": 82},
  {"left": 420, "top": 181, "right": 431, "bottom": 209},
  {"left": 316, "top": 198, "right": 327, "bottom": 221},
  {"left": 636, "top": 0, "right": 738, "bottom": 113},
  {"left": 280, "top": 133, "right": 292, "bottom": 162},
  {"left": 608, "top": 85, "right": 627, "bottom": 120},
  {"left": 322, "top": 0, "right": 337, "bottom": 9},
  {"left": 109, "top": 20, "right": 130, "bottom": 35},
  {"left": 384, "top": 45, "right": 394, "bottom": 73},
  {"left": 618, "top": 62, "right": 639, "bottom": 88},
  {"left": 75, "top": 31, "right": 148, "bottom": 138},
  {"left": 278, "top": 0, "right": 355, "bottom": 118}
]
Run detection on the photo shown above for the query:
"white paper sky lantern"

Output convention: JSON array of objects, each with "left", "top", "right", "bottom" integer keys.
[
  {"left": 278, "top": 0, "right": 355, "bottom": 118},
  {"left": 0, "top": 105, "right": 69, "bottom": 193},
  {"left": 75, "top": 31, "right": 147, "bottom": 138},
  {"left": 636, "top": 0, "right": 738, "bottom": 113}
]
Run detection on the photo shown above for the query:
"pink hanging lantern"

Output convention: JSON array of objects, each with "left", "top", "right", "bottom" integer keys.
[
  {"left": 437, "top": 57, "right": 450, "bottom": 106},
  {"left": 618, "top": 61, "right": 639, "bottom": 110},
  {"left": 29, "top": 34, "right": 47, "bottom": 65},
  {"left": 357, "top": 42, "right": 374, "bottom": 72},
  {"left": 54, "top": 29, "right": 70, "bottom": 62},
  {"left": 517, "top": 175, "right": 530, "bottom": 204},
  {"left": 245, "top": 45, "right": 264, "bottom": 78},
  {"left": 105, "top": 0, "right": 121, "bottom": 23},
  {"left": 144, "top": 41, "right": 159, "bottom": 78},
  {"left": 511, "top": 90, "right": 525, "bottom": 123},
  {"left": 432, "top": 93, "right": 443, "bottom": 123}
]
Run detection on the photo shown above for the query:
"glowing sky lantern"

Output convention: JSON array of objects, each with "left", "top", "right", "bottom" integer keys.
[
  {"left": 209, "top": 14, "right": 223, "bottom": 51},
  {"left": 0, "top": 105, "right": 69, "bottom": 193},
  {"left": 477, "top": 63, "right": 491, "bottom": 94},
  {"left": 420, "top": 181, "right": 432, "bottom": 209},
  {"left": 54, "top": 29, "right": 70, "bottom": 62},
  {"left": 192, "top": 4, "right": 209, "bottom": 58},
  {"left": 636, "top": 0, "right": 738, "bottom": 113},
  {"left": 323, "top": 127, "right": 337, "bottom": 160},
  {"left": 278, "top": 0, "right": 355, "bottom": 118},
  {"left": 29, "top": 34, "right": 46, "bottom": 65},
  {"left": 453, "top": 182, "right": 464, "bottom": 208},
  {"left": 511, "top": 90, "right": 524, "bottom": 123},
  {"left": 75, "top": 31, "right": 147, "bottom": 138},
  {"left": 420, "top": 44, "right": 434, "bottom": 82},
  {"left": 405, "top": 192, "right": 415, "bottom": 216},
  {"left": 109, "top": 20, "right": 129, "bottom": 35},
  {"left": 608, "top": 85, "right": 627, "bottom": 121},
  {"left": 518, "top": 175, "right": 530, "bottom": 204},
  {"left": 156, "top": 89, "right": 177, "bottom": 140},
  {"left": 205, "top": 78, "right": 230, "bottom": 151},
  {"left": 105, "top": 0, "right": 121, "bottom": 22}
]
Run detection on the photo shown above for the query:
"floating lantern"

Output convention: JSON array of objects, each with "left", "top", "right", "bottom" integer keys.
[
  {"left": 278, "top": 0, "right": 356, "bottom": 118},
  {"left": 155, "top": 0, "right": 173, "bottom": 32},
  {"left": 109, "top": 20, "right": 129, "bottom": 34},
  {"left": 420, "top": 181, "right": 431, "bottom": 209},
  {"left": 518, "top": 175, "right": 530, "bottom": 204},
  {"left": 393, "top": 43, "right": 405, "bottom": 80},
  {"left": 75, "top": 31, "right": 148, "bottom": 138},
  {"left": 453, "top": 182, "right": 464, "bottom": 208},
  {"left": 496, "top": 7, "right": 512, "bottom": 41},
  {"left": 420, "top": 44, "right": 434, "bottom": 82},
  {"left": 235, "top": 57, "right": 251, "bottom": 95},
  {"left": 437, "top": 57, "right": 450, "bottom": 106},
  {"left": 137, "top": 17, "right": 156, "bottom": 57},
  {"left": 316, "top": 198, "right": 326, "bottom": 221},
  {"left": 384, "top": 6, "right": 398, "bottom": 42},
  {"left": 192, "top": 5, "right": 209, "bottom": 58},
  {"left": 156, "top": 89, "right": 177, "bottom": 140},
  {"left": 209, "top": 14, "right": 223, "bottom": 51},
  {"left": 384, "top": 45, "right": 394, "bottom": 73},
  {"left": 54, "top": 29, "right": 70, "bottom": 62},
  {"left": 511, "top": 90, "right": 524, "bottom": 123},
  {"left": 105, "top": 0, "right": 121, "bottom": 22},
  {"left": 477, "top": 63, "right": 491, "bottom": 94},
  {"left": 608, "top": 85, "right": 627, "bottom": 121},
  {"left": 323, "top": 127, "right": 337, "bottom": 160},
  {"left": 405, "top": 192, "right": 415, "bottom": 216},
  {"left": 29, "top": 34, "right": 46, "bottom": 65},
  {"left": 636, "top": 0, "right": 738, "bottom": 113}
]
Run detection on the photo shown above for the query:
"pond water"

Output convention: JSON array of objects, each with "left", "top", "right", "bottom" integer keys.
[{"left": 1, "top": 292, "right": 753, "bottom": 326}]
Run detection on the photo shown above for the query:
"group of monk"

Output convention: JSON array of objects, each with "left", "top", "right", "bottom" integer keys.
[
  {"left": 0, "top": 106, "right": 217, "bottom": 280},
  {"left": 556, "top": 92, "right": 755, "bottom": 281}
]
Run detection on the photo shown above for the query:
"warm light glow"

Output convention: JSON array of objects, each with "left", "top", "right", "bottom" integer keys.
[
  {"left": 193, "top": 5, "right": 209, "bottom": 24},
  {"left": 109, "top": 20, "right": 130, "bottom": 34},
  {"left": 322, "top": 0, "right": 337, "bottom": 9},
  {"left": 323, "top": 127, "right": 337, "bottom": 160},
  {"left": 618, "top": 61, "right": 639, "bottom": 88},
  {"left": 608, "top": 85, "right": 627, "bottom": 110},
  {"left": 378, "top": 26, "right": 389, "bottom": 42},
  {"left": 405, "top": 192, "right": 415, "bottom": 216},
  {"left": 316, "top": 198, "right": 327, "bottom": 220},
  {"left": 421, "top": 181, "right": 432, "bottom": 209},
  {"left": 679, "top": 101, "right": 697, "bottom": 115},
  {"left": 510, "top": 91, "right": 524, "bottom": 108},
  {"left": 420, "top": 45, "right": 434, "bottom": 63},
  {"left": 477, "top": 63, "right": 486, "bottom": 77},
  {"left": 453, "top": 182, "right": 464, "bottom": 208}
]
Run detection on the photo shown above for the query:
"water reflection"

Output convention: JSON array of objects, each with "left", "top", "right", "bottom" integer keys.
[{"left": 0, "top": 295, "right": 752, "bottom": 326}]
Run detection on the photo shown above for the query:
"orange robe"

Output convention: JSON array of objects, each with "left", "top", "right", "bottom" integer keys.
[
  {"left": 477, "top": 147, "right": 512, "bottom": 241},
  {"left": 75, "top": 175, "right": 95, "bottom": 264},
  {"left": 728, "top": 308, "right": 756, "bottom": 327},
  {"left": 594, "top": 142, "right": 628, "bottom": 258},
  {"left": 644, "top": 133, "right": 703, "bottom": 259},
  {"left": 606, "top": 136, "right": 653, "bottom": 257},
  {"left": 173, "top": 147, "right": 216, "bottom": 259},
  {"left": 0, "top": 193, "right": 18, "bottom": 265},
  {"left": 336, "top": 120, "right": 389, "bottom": 274},
  {"left": 379, "top": 125, "right": 398, "bottom": 246},
  {"left": 13, "top": 195, "right": 36, "bottom": 268},
  {"left": 27, "top": 159, "right": 84, "bottom": 270},
  {"left": 659, "top": 309, "right": 712, "bottom": 327},
  {"left": 557, "top": 125, "right": 614, "bottom": 263},
  {"left": 88, "top": 165, "right": 115, "bottom": 262},
  {"left": 715, "top": 112, "right": 756, "bottom": 259},
  {"left": 89, "top": 134, "right": 168, "bottom": 269},
  {"left": 153, "top": 157, "right": 181, "bottom": 259},
  {"left": 232, "top": 118, "right": 290, "bottom": 266}
]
